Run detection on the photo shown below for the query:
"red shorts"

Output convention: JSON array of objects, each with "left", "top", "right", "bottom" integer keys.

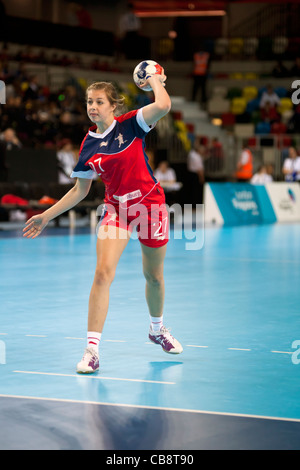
[{"left": 97, "top": 202, "right": 169, "bottom": 248}]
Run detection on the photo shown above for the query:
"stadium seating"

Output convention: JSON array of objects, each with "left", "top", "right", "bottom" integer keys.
[
  {"left": 272, "top": 37, "right": 289, "bottom": 56},
  {"left": 255, "top": 121, "right": 271, "bottom": 134},
  {"left": 242, "top": 86, "right": 258, "bottom": 101},
  {"left": 243, "top": 38, "right": 259, "bottom": 57},
  {"left": 278, "top": 97, "right": 293, "bottom": 114},
  {"left": 228, "top": 38, "right": 244, "bottom": 57},
  {"left": 231, "top": 97, "right": 247, "bottom": 115}
]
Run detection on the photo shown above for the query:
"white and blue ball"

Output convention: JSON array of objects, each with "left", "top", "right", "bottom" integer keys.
[{"left": 133, "top": 60, "right": 162, "bottom": 91}]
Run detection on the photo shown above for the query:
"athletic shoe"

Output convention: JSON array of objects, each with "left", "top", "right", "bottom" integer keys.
[
  {"left": 76, "top": 347, "right": 99, "bottom": 374},
  {"left": 149, "top": 325, "right": 183, "bottom": 354}
]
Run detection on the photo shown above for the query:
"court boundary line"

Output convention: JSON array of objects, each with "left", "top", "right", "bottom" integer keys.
[
  {"left": 1, "top": 393, "right": 300, "bottom": 424},
  {"left": 13, "top": 370, "right": 176, "bottom": 385}
]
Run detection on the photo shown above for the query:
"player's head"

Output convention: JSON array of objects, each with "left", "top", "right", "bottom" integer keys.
[{"left": 86, "top": 82, "right": 125, "bottom": 120}]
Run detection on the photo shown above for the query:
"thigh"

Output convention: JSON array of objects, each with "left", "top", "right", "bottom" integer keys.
[{"left": 96, "top": 225, "right": 131, "bottom": 270}]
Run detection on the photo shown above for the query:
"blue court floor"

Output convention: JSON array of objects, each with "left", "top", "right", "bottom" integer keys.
[{"left": 0, "top": 222, "right": 300, "bottom": 450}]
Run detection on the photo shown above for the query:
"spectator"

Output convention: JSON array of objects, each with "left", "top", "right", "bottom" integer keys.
[
  {"left": 154, "top": 160, "right": 182, "bottom": 205},
  {"left": 251, "top": 165, "right": 273, "bottom": 184},
  {"left": 191, "top": 50, "right": 210, "bottom": 106},
  {"left": 0, "top": 128, "right": 22, "bottom": 150},
  {"left": 282, "top": 146, "right": 300, "bottom": 182},
  {"left": 23, "top": 74, "right": 41, "bottom": 102},
  {"left": 56, "top": 139, "right": 77, "bottom": 184},
  {"left": 260, "top": 100, "right": 280, "bottom": 124},
  {"left": 235, "top": 146, "right": 253, "bottom": 182},
  {"left": 154, "top": 160, "right": 177, "bottom": 184},
  {"left": 259, "top": 84, "right": 280, "bottom": 109},
  {"left": 187, "top": 138, "right": 205, "bottom": 184},
  {"left": 187, "top": 138, "right": 205, "bottom": 205}
]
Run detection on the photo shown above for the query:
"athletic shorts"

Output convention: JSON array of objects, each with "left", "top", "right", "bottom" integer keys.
[{"left": 97, "top": 202, "right": 169, "bottom": 248}]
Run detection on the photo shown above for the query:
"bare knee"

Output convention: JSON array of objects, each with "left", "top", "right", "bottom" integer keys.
[
  {"left": 94, "top": 266, "right": 116, "bottom": 286},
  {"left": 143, "top": 270, "right": 164, "bottom": 287}
]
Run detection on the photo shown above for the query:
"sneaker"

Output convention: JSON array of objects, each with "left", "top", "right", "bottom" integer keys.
[
  {"left": 149, "top": 325, "right": 183, "bottom": 354},
  {"left": 76, "top": 347, "right": 99, "bottom": 374}
]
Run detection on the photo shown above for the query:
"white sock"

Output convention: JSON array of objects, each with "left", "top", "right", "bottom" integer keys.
[
  {"left": 87, "top": 331, "right": 101, "bottom": 351},
  {"left": 150, "top": 315, "right": 163, "bottom": 332}
]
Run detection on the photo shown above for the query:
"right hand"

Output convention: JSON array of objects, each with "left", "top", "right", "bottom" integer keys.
[
  {"left": 144, "top": 69, "right": 167, "bottom": 88},
  {"left": 23, "top": 213, "right": 49, "bottom": 239}
]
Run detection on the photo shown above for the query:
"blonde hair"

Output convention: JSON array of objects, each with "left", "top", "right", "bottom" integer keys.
[{"left": 86, "top": 81, "right": 125, "bottom": 115}]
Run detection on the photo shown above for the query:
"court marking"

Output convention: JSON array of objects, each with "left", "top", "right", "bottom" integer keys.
[
  {"left": 13, "top": 370, "right": 176, "bottom": 385},
  {"left": 210, "top": 257, "right": 300, "bottom": 264},
  {"left": 0, "top": 333, "right": 294, "bottom": 356},
  {"left": 271, "top": 351, "right": 293, "bottom": 355},
  {"left": 103, "top": 339, "right": 127, "bottom": 343},
  {"left": 228, "top": 348, "right": 251, "bottom": 351},
  {"left": 25, "top": 335, "right": 47, "bottom": 338},
  {"left": 65, "top": 337, "right": 85, "bottom": 340},
  {"left": 1, "top": 393, "right": 300, "bottom": 424}
]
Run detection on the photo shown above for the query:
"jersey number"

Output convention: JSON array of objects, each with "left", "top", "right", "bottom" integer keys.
[
  {"left": 89, "top": 157, "right": 105, "bottom": 175},
  {"left": 153, "top": 216, "right": 168, "bottom": 238}
]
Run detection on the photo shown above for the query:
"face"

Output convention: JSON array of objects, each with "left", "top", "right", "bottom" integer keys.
[
  {"left": 289, "top": 147, "right": 297, "bottom": 159},
  {"left": 86, "top": 89, "right": 115, "bottom": 124}
]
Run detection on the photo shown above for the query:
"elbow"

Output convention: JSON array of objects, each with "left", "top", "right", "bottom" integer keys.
[
  {"left": 157, "top": 99, "right": 171, "bottom": 115},
  {"left": 164, "top": 97, "right": 172, "bottom": 113}
]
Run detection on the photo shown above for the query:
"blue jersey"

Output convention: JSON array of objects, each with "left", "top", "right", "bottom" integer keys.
[{"left": 71, "top": 108, "right": 164, "bottom": 209}]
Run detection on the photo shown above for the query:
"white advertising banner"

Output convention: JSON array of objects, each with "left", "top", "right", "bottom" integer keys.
[
  {"left": 203, "top": 183, "right": 224, "bottom": 225},
  {"left": 265, "top": 183, "right": 300, "bottom": 223}
]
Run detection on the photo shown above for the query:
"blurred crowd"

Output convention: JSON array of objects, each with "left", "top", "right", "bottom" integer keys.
[{"left": 0, "top": 58, "right": 91, "bottom": 149}]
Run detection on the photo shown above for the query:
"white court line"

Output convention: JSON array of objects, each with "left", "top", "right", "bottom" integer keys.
[
  {"left": 13, "top": 370, "right": 175, "bottom": 385},
  {"left": 186, "top": 345, "right": 208, "bottom": 348},
  {"left": 103, "top": 340, "right": 127, "bottom": 343},
  {"left": 271, "top": 351, "right": 293, "bottom": 355},
  {"left": 1, "top": 393, "right": 300, "bottom": 423},
  {"left": 25, "top": 335, "right": 47, "bottom": 338},
  {"left": 65, "top": 337, "right": 85, "bottom": 340},
  {"left": 213, "top": 257, "right": 300, "bottom": 264},
  {"left": 228, "top": 348, "right": 251, "bottom": 351}
]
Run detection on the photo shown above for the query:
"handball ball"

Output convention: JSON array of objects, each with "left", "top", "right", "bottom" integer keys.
[{"left": 133, "top": 60, "right": 163, "bottom": 91}]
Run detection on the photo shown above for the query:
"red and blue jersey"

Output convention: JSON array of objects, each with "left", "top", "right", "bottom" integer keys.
[{"left": 71, "top": 108, "right": 165, "bottom": 209}]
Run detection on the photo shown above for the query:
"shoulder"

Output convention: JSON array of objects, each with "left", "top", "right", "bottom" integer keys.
[
  {"left": 115, "top": 110, "right": 138, "bottom": 123},
  {"left": 116, "top": 108, "right": 152, "bottom": 134}
]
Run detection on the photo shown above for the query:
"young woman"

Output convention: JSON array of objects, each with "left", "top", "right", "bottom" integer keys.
[{"left": 23, "top": 71, "right": 183, "bottom": 374}]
